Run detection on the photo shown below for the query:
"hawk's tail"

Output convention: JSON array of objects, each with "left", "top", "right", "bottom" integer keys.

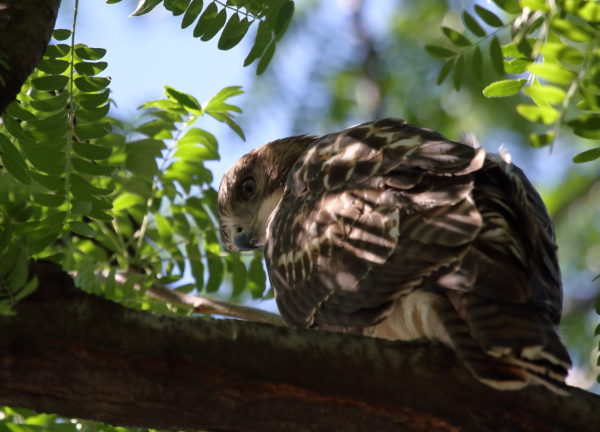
[{"left": 437, "top": 298, "right": 571, "bottom": 395}]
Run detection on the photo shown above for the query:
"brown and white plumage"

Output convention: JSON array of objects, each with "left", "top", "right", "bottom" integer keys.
[{"left": 217, "top": 118, "right": 571, "bottom": 394}]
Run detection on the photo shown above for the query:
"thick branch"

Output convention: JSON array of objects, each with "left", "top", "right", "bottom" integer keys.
[
  {"left": 0, "top": 0, "right": 61, "bottom": 114},
  {"left": 1, "top": 261, "right": 599, "bottom": 432}
]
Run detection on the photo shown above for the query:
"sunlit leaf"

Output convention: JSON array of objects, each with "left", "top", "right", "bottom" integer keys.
[
  {"left": 523, "top": 83, "right": 565, "bottom": 105},
  {"left": 528, "top": 63, "right": 575, "bottom": 85},
  {"left": 130, "top": 0, "right": 162, "bottom": 16},
  {"left": 551, "top": 18, "right": 593, "bottom": 42},
  {"left": 482, "top": 79, "right": 526, "bottom": 97},
  {"left": 516, "top": 104, "right": 559, "bottom": 124}
]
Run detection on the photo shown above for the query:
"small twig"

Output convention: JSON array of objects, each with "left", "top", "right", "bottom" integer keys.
[
  {"left": 145, "top": 283, "right": 285, "bottom": 326},
  {"left": 107, "top": 270, "right": 285, "bottom": 326}
]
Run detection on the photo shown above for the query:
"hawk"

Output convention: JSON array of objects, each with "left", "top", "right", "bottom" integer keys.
[{"left": 217, "top": 118, "right": 571, "bottom": 394}]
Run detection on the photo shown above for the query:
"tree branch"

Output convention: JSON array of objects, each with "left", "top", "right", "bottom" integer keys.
[
  {"left": 1, "top": 261, "right": 599, "bottom": 432},
  {"left": 0, "top": 0, "right": 61, "bottom": 114}
]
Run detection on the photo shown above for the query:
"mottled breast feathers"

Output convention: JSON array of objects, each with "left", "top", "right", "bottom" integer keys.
[{"left": 218, "top": 117, "right": 571, "bottom": 394}]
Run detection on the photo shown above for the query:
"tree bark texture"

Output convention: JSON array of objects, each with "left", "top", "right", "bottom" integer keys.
[
  {"left": 0, "top": 261, "right": 599, "bottom": 432},
  {"left": 0, "top": 0, "right": 61, "bottom": 114}
]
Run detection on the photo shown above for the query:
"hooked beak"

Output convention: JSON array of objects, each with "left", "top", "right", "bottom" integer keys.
[{"left": 233, "top": 232, "right": 261, "bottom": 251}]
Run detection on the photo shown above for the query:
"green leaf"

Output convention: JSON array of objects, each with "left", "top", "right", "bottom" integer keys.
[
  {"left": 74, "top": 61, "right": 108, "bottom": 76},
  {"left": 74, "top": 76, "right": 111, "bottom": 92},
  {"left": 5, "top": 102, "right": 37, "bottom": 122},
  {"left": 30, "top": 92, "right": 69, "bottom": 112},
  {"left": 218, "top": 15, "right": 251, "bottom": 50},
  {"left": 463, "top": 11, "right": 486, "bottom": 37},
  {"left": 567, "top": 114, "right": 600, "bottom": 139},
  {"left": 178, "top": 128, "right": 219, "bottom": 159},
  {"left": 442, "top": 27, "right": 471, "bottom": 47},
  {"left": 541, "top": 43, "right": 583, "bottom": 66},
  {"left": 256, "top": 41, "right": 276, "bottom": 75},
  {"left": 436, "top": 58, "right": 454, "bottom": 85},
  {"left": 71, "top": 158, "right": 115, "bottom": 176},
  {"left": 569, "top": 0, "right": 600, "bottom": 22},
  {"left": 504, "top": 58, "right": 530, "bottom": 73},
  {"left": 75, "top": 122, "right": 111, "bottom": 140},
  {"left": 453, "top": 55, "right": 464, "bottom": 91},
  {"left": 0, "top": 134, "right": 31, "bottom": 185},
  {"left": 573, "top": 148, "right": 600, "bottom": 163},
  {"left": 491, "top": 0, "right": 521, "bottom": 13},
  {"left": 45, "top": 44, "right": 71, "bottom": 58},
  {"left": 528, "top": 63, "right": 575, "bottom": 85},
  {"left": 73, "top": 142, "right": 113, "bottom": 159},
  {"left": 193, "top": 1, "right": 217, "bottom": 37},
  {"left": 181, "top": 0, "right": 203, "bottom": 28},
  {"left": 29, "top": 172, "right": 64, "bottom": 190},
  {"left": 76, "top": 90, "right": 110, "bottom": 109},
  {"left": 69, "top": 221, "right": 96, "bottom": 238},
  {"left": 475, "top": 5, "right": 504, "bottom": 27},
  {"left": 490, "top": 36, "right": 505, "bottom": 75},
  {"left": 52, "top": 29, "right": 72, "bottom": 40},
  {"left": 529, "top": 133, "right": 555, "bottom": 148},
  {"left": 473, "top": 46, "right": 483, "bottom": 81},
  {"left": 32, "top": 193, "right": 65, "bottom": 207},
  {"left": 205, "top": 253, "right": 223, "bottom": 292},
  {"left": 516, "top": 104, "right": 559, "bottom": 124},
  {"left": 523, "top": 83, "right": 565, "bottom": 105},
  {"left": 76, "top": 104, "right": 111, "bottom": 122},
  {"left": 424, "top": 44, "right": 456, "bottom": 58},
  {"left": 70, "top": 173, "right": 112, "bottom": 196},
  {"left": 247, "top": 254, "right": 266, "bottom": 299},
  {"left": 273, "top": 0, "right": 294, "bottom": 39},
  {"left": 75, "top": 46, "right": 107, "bottom": 60},
  {"left": 551, "top": 18, "right": 593, "bottom": 42},
  {"left": 200, "top": 7, "right": 227, "bottom": 41},
  {"left": 37, "top": 59, "right": 70, "bottom": 74},
  {"left": 31, "top": 75, "right": 69, "bottom": 91},
  {"left": 230, "top": 255, "right": 247, "bottom": 297},
  {"left": 482, "top": 79, "right": 526, "bottom": 97},
  {"left": 130, "top": 0, "right": 163, "bottom": 16},
  {"left": 244, "top": 20, "right": 273, "bottom": 66},
  {"left": 164, "top": 0, "right": 190, "bottom": 16},
  {"left": 165, "top": 86, "right": 201, "bottom": 111}
]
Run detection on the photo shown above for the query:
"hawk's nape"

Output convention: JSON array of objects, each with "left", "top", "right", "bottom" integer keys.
[{"left": 217, "top": 118, "right": 571, "bottom": 394}]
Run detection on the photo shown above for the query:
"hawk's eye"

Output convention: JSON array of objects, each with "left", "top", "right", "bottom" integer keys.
[{"left": 240, "top": 177, "right": 256, "bottom": 200}]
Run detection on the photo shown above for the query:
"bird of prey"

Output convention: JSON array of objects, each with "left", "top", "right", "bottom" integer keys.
[{"left": 217, "top": 118, "right": 571, "bottom": 394}]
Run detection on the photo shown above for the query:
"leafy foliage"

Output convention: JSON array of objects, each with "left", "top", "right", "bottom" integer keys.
[
  {"left": 426, "top": 0, "right": 600, "bottom": 160},
  {"left": 0, "top": 25, "right": 267, "bottom": 314},
  {"left": 112, "top": 0, "right": 295, "bottom": 74}
]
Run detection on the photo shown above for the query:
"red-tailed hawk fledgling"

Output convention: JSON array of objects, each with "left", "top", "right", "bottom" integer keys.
[{"left": 217, "top": 118, "right": 571, "bottom": 394}]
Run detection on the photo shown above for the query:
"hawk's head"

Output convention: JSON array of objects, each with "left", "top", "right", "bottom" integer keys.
[{"left": 218, "top": 135, "right": 316, "bottom": 251}]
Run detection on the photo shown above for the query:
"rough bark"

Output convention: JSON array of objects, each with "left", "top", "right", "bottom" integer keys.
[
  {"left": 0, "top": 261, "right": 599, "bottom": 432},
  {"left": 0, "top": 0, "right": 61, "bottom": 114}
]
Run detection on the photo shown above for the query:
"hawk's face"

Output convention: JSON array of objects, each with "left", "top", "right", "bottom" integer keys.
[{"left": 217, "top": 136, "right": 316, "bottom": 251}]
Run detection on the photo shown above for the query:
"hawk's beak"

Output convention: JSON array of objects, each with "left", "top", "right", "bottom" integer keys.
[{"left": 233, "top": 232, "right": 260, "bottom": 251}]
